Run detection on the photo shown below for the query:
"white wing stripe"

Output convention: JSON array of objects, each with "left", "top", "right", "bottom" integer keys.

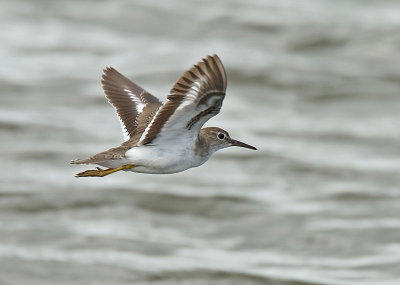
[
  {"left": 138, "top": 105, "right": 162, "bottom": 144},
  {"left": 124, "top": 88, "right": 146, "bottom": 113},
  {"left": 136, "top": 55, "right": 227, "bottom": 146}
]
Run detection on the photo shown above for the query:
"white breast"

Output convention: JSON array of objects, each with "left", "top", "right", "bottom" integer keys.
[{"left": 124, "top": 143, "right": 209, "bottom": 174}]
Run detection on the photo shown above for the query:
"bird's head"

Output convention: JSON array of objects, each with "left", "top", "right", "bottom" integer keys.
[{"left": 199, "top": 127, "right": 257, "bottom": 154}]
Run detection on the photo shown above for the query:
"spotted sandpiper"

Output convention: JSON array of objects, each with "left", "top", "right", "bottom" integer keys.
[{"left": 71, "top": 54, "right": 257, "bottom": 177}]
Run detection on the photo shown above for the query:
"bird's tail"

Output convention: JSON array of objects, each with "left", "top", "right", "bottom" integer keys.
[
  {"left": 70, "top": 158, "right": 92, "bottom": 165},
  {"left": 70, "top": 146, "right": 128, "bottom": 165}
]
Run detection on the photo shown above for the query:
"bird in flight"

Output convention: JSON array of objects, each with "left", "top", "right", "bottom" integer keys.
[{"left": 71, "top": 54, "right": 256, "bottom": 177}]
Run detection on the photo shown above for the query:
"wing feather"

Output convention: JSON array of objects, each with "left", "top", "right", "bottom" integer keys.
[
  {"left": 139, "top": 54, "right": 227, "bottom": 146},
  {"left": 101, "top": 67, "right": 162, "bottom": 141}
]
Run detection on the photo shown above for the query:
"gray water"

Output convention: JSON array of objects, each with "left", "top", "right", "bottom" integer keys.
[{"left": 1, "top": 0, "right": 400, "bottom": 284}]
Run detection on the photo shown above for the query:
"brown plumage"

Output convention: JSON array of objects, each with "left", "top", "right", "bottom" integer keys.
[{"left": 101, "top": 67, "right": 162, "bottom": 141}]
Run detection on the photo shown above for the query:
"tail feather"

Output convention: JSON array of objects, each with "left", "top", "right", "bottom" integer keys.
[
  {"left": 70, "top": 158, "right": 92, "bottom": 165},
  {"left": 71, "top": 146, "right": 129, "bottom": 165}
]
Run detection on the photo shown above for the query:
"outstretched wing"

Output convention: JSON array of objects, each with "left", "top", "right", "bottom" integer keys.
[
  {"left": 101, "top": 67, "right": 162, "bottom": 141},
  {"left": 138, "top": 54, "right": 227, "bottom": 146}
]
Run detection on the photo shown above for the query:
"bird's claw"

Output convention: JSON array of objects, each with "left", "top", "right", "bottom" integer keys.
[
  {"left": 75, "top": 167, "right": 109, "bottom": 177},
  {"left": 75, "top": 164, "right": 136, "bottom": 178}
]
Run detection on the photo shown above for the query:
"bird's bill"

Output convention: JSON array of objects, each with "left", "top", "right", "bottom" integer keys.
[{"left": 230, "top": 139, "right": 257, "bottom": 150}]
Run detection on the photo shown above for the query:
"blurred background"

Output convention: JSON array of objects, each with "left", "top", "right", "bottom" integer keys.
[{"left": 1, "top": 0, "right": 400, "bottom": 284}]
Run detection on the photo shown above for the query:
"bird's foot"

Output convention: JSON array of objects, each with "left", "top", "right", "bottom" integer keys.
[{"left": 75, "top": 164, "right": 136, "bottom": 178}]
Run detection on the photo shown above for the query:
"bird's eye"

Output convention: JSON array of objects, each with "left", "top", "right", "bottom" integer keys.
[{"left": 218, "top": 133, "right": 225, "bottom": 140}]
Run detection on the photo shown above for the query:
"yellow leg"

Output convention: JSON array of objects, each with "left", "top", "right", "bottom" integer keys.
[{"left": 75, "top": 164, "right": 136, "bottom": 178}]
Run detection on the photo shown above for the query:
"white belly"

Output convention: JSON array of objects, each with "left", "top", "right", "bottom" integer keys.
[{"left": 119, "top": 144, "right": 208, "bottom": 174}]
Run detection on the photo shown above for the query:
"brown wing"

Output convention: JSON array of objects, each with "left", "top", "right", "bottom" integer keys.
[
  {"left": 101, "top": 67, "right": 162, "bottom": 141},
  {"left": 138, "top": 54, "right": 227, "bottom": 145},
  {"left": 121, "top": 103, "right": 161, "bottom": 147}
]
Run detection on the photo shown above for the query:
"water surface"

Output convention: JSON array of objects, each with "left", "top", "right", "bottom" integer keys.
[{"left": 1, "top": 1, "right": 400, "bottom": 284}]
